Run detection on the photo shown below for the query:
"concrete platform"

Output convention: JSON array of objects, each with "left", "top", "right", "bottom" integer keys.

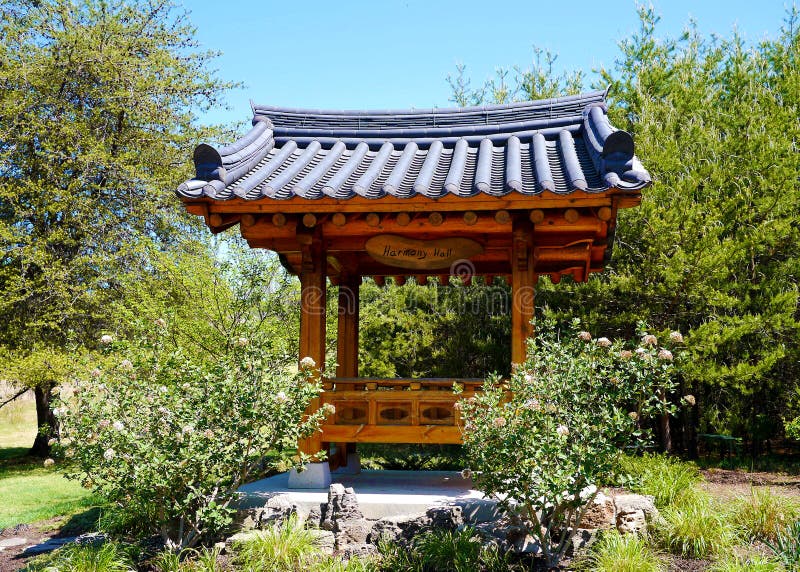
[{"left": 237, "top": 469, "right": 502, "bottom": 521}]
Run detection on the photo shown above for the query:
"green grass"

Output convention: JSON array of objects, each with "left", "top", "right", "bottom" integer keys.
[
  {"left": 656, "top": 494, "right": 738, "bottom": 558},
  {"left": 732, "top": 487, "right": 800, "bottom": 542},
  {"left": 0, "top": 394, "right": 98, "bottom": 529},
  {"left": 232, "top": 515, "right": 324, "bottom": 571},
  {"left": 618, "top": 453, "right": 703, "bottom": 508},
  {"left": 707, "top": 553, "right": 783, "bottom": 572},
  {"left": 25, "top": 541, "right": 136, "bottom": 572},
  {"left": 582, "top": 532, "right": 665, "bottom": 572}
]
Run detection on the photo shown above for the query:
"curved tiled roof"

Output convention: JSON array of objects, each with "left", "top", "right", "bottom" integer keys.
[{"left": 177, "top": 90, "right": 650, "bottom": 201}]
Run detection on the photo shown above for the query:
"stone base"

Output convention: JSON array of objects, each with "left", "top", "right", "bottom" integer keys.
[
  {"left": 288, "top": 462, "right": 332, "bottom": 489},
  {"left": 334, "top": 453, "right": 362, "bottom": 475}
]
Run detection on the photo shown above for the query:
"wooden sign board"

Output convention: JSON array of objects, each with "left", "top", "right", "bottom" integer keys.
[{"left": 365, "top": 235, "right": 484, "bottom": 270}]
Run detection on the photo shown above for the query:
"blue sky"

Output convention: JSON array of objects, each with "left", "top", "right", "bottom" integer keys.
[{"left": 187, "top": 0, "right": 791, "bottom": 125}]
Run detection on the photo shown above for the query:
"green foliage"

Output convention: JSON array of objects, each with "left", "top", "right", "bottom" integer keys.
[
  {"left": 459, "top": 319, "right": 684, "bottom": 567},
  {"left": 767, "top": 519, "right": 800, "bottom": 569},
  {"left": 582, "top": 532, "right": 665, "bottom": 572},
  {"left": 376, "top": 529, "right": 511, "bottom": 572},
  {"left": 412, "top": 527, "right": 481, "bottom": 571},
  {"left": 618, "top": 453, "right": 702, "bottom": 508},
  {"left": 708, "top": 554, "right": 784, "bottom": 572},
  {"left": 733, "top": 488, "right": 800, "bottom": 542},
  {"left": 657, "top": 495, "right": 737, "bottom": 558},
  {"left": 151, "top": 547, "right": 223, "bottom": 572},
  {"left": 449, "top": 5, "right": 800, "bottom": 451},
  {"left": 359, "top": 279, "right": 511, "bottom": 379},
  {"left": 54, "top": 332, "right": 327, "bottom": 550},
  {"left": 231, "top": 516, "right": 325, "bottom": 571},
  {"left": 26, "top": 541, "right": 135, "bottom": 572}
]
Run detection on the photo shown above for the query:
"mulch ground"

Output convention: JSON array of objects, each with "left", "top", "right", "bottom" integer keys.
[{"left": 0, "top": 522, "right": 55, "bottom": 572}]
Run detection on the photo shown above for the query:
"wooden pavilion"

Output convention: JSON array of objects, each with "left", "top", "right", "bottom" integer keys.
[{"left": 177, "top": 90, "right": 650, "bottom": 484}]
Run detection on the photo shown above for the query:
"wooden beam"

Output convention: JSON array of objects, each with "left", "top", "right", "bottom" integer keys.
[
  {"left": 187, "top": 190, "right": 624, "bottom": 215},
  {"left": 511, "top": 217, "right": 536, "bottom": 366},
  {"left": 298, "top": 230, "right": 327, "bottom": 458}
]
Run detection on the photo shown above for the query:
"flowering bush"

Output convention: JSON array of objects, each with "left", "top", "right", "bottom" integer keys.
[
  {"left": 458, "top": 319, "right": 685, "bottom": 567},
  {"left": 52, "top": 326, "right": 328, "bottom": 550}
]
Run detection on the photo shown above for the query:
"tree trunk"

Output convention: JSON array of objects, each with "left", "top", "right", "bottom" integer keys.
[
  {"left": 29, "top": 384, "right": 57, "bottom": 457},
  {"left": 660, "top": 412, "right": 673, "bottom": 453}
]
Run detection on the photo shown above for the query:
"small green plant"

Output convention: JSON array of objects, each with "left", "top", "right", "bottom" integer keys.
[
  {"left": 733, "top": 488, "right": 799, "bottom": 542},
  {"left": 708, "top": 553, "right": 783, "bottom": 572},
  {"left": 232, "top": 516, "right": 322, "bottom": 571},
  {"left": 582, "top": 532, "right": 665, "bottom": 572},
  {"left": 766, "top": 519, "right": 800, "bottom": 570},
  {"left": 657, "top": 495, "right": 736, "bottom": 558},
  {"left": 617, "top": 453, "right": 702, "bottom": 508},
  {"left": 26, "top": 541, "right": 134, "bottom": 572},
  {"left": 412, "top": 527, "right": 481, "bottom": 572}
]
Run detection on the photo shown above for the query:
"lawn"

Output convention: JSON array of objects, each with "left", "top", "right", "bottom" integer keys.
[{"left": 0, "top": 390, "right": 97, "bottom": 529}]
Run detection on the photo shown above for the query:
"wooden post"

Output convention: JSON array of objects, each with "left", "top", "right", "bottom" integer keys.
[
  {"left": 334, "top": 274, "right": 360, "bottom": 468},
  {"left": 511, "top": 217, "right": 536, "bottom": 366},
  {"left": 337, "top": 274, "right": 360, "bottom": 378},
  {"left": 298, "top": 230, "right": 327, "bottom": 458}
]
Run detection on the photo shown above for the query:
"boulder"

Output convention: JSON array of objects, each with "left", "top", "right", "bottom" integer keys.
[
  {"left": 341, "top": 543, "right": 379, "bottom": 559},
  {"left": 308, "top": 529, "right": 336, "bottom": 555},
  {"left": 613, "top": 494, "right": 659, "bottom": 535},
  {"left": 580, "top": 492, "right": 616, "bottom": 530},
  {"left": 368, "top": 514, "right": 429, "bottom": 544},
  {"left": 425, "top": 505, "right": 463, "bottom": 531}
]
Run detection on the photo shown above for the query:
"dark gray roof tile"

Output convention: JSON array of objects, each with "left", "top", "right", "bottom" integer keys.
[{"left": 178, "top": 90, "right": 650, "bottom": 202}]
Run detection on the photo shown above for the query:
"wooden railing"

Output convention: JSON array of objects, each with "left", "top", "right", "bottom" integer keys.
[{"left": 319, "top": 377, "right": 481, "bottom": 444}]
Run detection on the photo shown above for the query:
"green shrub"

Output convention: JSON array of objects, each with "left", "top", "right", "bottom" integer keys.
[
  {"left": 413, "top": 527, "right": 482, "bottom": 572},
  {"left": 459, "top": 319, "right": 684, "bottom": 568},
  {"left": 733, "top": 488, "right": 799, "bottom": 542},
  {"left": 708, "top": 553, "right": 783, "bottom": 572},
  {"left": 55, "top": 331, "right": 329, "bottom": 550},
  {"left": 657, "top": 495, "right": 736, "bottom": 558},
  {"left": 618, "top": 453, "right": 702, "bottom": 508},
  {"left": 26, "top": 541, "right": 134, "bottom": 572},
  {"left": 583, "top": 532, "right": 665, "bottom": 572},
  {"left": 376, "top": 530, "right": 511, "bottom": 572},
  {"left": 766, "top": 519, "right": 800, "bottom": 570},
  {"left": 232, "top": 516, "right": 323, "bottom": 571}
]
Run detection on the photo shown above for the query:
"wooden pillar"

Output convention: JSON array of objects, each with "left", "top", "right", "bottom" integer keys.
[
  {"left": 511, "top": 218, "right": 536, "bottom": 366},
  {"left": 336, "top": 274, "right": 360, "bottom": 377},
  {"left": 333, "top": 274, "right": 360, "bottom": 468},
  {"left": 298, "top": 231, "right": 326, "bottom": 457}
]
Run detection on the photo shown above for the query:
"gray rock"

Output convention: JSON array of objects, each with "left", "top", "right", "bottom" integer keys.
[
  {"left": 234, "top": 508, "right": 263, "bottom": 530},
  {"left": 225, "top": 530, "right": 260, "bottom": 545},
  {"left": 261, "top": 494, "right": 299, "bottom": 527},
  {"left": 570, "top": 528, "right": 599, "bottom": 553},
  {"left": 22, "top": 537, "right": 77, "bottom": 556},
  {"left": 511, "top": 533, "right": 541, "bottom": 555},
  {"left": 335, "top": 518, "right": 371, "bottom": 547},
  {"left": 580, "top": 492, "right": 616, "bottom": 530},
  {"left": 426, "top": 505, "right": 463, "bottom": 530},
  {"left": 341, "top": 543, "right": 378, "bottom": 559},
  {"left": 368, "top": 514, "right": 430, "bottom": 544},
  {"left": 308, "top": 529, "right": 336, "bottom": 555},
  {"left": 614, "top": 494, "right": 659, "bottom": 535},
  {"left": 320, "top": 484, "right": 363, "bottom": 532},
  {"left": 307, "top": 505, "right": 322, "bottom": 528},
  {"left": 616, "top": 508, "right": 648, "bottom": 535},
  {"left": 0, "top": 537, "right": 29, "bottom": 549},
  {"left": 613, "top": 494, "right": 658, "bottom": 518}
]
